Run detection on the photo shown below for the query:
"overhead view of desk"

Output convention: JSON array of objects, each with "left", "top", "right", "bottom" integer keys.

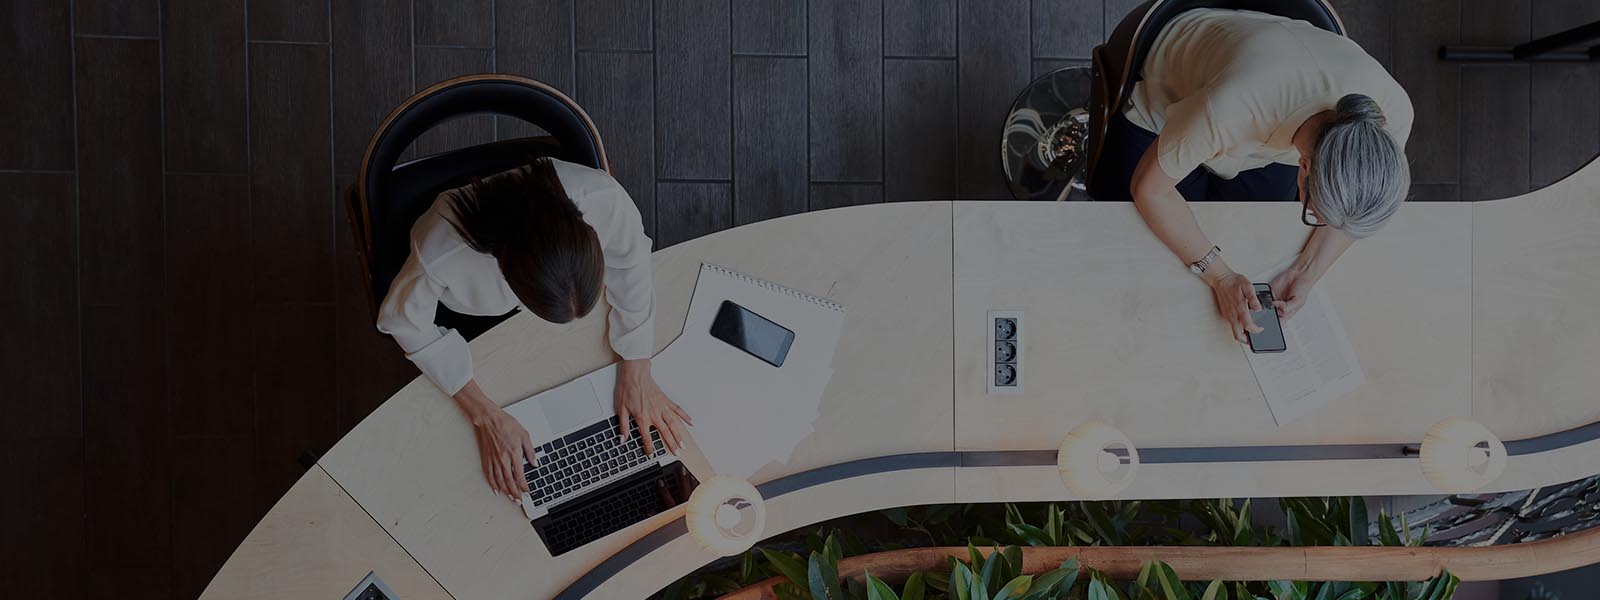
[{"left": 201, "top": 158, "right": 1600, "bottom": 599}]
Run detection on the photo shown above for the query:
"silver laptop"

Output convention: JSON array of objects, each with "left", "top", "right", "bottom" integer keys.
[{"left": 503, "top": 366, "right": 698, "bottom": 555}]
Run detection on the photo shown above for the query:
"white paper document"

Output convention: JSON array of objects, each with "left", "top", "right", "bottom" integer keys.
[
  {"left": 1246, "top": 259, "right": 1365, "bottom": 425},
  {"left": 648, "top": 264, "right": 845, "bottom": 478}
]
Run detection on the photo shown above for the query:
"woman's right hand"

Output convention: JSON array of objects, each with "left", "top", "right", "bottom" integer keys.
[
  {"left": 453, "top": 381, "right": 538, "bottom": 502},
  {"left": 1206, "top": 270, "right": 1263, "bottom": 344}
]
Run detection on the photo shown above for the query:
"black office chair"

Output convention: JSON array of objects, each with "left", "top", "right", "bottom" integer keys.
[
  {"left": 1085, "top": 0, "right": 1345, "bottom": 199},
  {"left": 348, "top": 74, "right": 611, "bottom": 340}
]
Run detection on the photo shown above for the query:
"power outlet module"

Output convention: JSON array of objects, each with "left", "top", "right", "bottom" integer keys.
[{"left": 988, "top": 309, "right": 1023, "bottom": 393}]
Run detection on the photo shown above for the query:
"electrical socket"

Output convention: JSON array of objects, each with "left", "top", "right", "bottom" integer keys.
[
  {"left": 344, "top": 572, "right": 398, "bottom": 600},
  {"left": 988, "top": 309, "right": 1023, "bottom": 393}
]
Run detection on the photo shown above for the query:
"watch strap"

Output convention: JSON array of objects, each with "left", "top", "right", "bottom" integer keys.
[{"left": 1189, "top": 245, "right": 1221, "bottom": 275}]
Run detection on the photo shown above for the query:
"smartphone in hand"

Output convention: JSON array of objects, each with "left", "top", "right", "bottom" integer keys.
[{"left": 1247, "top": 283, "right": 1287, "bottom": 353}]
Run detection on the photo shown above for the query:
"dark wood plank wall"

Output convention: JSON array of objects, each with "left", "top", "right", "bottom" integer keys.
[{"left": 2, "top": 0, "right": 1597, "bottom": 596}]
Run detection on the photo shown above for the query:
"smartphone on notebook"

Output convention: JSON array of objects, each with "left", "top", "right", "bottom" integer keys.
[
  {"left": 1247, "top": 283, "right": 1287, "bottom": 353},
  {"left": 709, "top": 300, "right": 795, "bottom": 367}
]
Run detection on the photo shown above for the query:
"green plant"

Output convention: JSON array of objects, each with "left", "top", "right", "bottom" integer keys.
[
  {"left": 755, "top": 539, "right": 1460, "bottom": 600},
  {"left": 657, "top": 497, "right": 1461, "bottom": 600}
]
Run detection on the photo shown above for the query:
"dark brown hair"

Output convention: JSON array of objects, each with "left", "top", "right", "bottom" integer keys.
[{"left": 446, "top": 158, "right": 604, "bottom": 324}]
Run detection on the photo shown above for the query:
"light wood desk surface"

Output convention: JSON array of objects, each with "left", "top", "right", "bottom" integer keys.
[
  {"left": 203, "top": 159, "right": 1600, "bottom": 599},
  {"left": 316, "top": 202, "right": 954, "bottom": 599},
  {"left": 198, "top": 465, "right": 451, "bottom": 599}
]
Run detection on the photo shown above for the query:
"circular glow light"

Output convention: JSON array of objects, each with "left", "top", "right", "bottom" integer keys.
[
  {"left": 685, "top": 476, "right": 766, "bottom": 556},
  {"left": 1419, "top": 417, "right": 1508, "bottom": 493},
  {"left": 1057, "top": 421, "right": 1140, "bottom": 499}
]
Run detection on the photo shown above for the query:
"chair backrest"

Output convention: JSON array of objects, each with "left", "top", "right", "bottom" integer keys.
[
  {"left": 349, "top": 74, "right": 609, "bottom": 314},
  {"left": 1104, "top": 0, "right": 1345, "bottom": 118}
]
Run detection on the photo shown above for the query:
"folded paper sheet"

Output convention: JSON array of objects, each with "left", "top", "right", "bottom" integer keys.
[
  {"left": 1246, "top": 259, "right": 1365, "bottom": 426},
  {"left": 646, "top": 264, "right": 845, "bottom": 479}
]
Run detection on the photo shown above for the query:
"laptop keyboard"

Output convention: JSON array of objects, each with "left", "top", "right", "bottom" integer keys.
[{"left": 523, "top": 416, "right": 666, "bottom": 508}]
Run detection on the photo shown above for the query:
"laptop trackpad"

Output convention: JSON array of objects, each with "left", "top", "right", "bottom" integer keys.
[{"left": 540, "top": 378, "right": 605, "bottom": 435}]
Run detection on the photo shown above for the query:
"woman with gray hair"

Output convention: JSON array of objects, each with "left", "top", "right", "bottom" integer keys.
[{"left": 1092, "top": 8, "right": 1412, "bottom": 343}]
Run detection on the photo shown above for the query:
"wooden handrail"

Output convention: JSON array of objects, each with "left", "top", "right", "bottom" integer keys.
[{"left": 720, "top": 524, "right": 1600, "bottom": 599}]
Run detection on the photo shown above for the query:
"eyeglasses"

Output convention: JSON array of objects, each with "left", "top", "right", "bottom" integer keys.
[{"left": 1301, "top": 197, "right": 1327, "bottom": 228}]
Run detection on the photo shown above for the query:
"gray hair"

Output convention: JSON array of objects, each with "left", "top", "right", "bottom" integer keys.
[{"left": 1307, "top": 94, "right": 1410, "bottom": 238}]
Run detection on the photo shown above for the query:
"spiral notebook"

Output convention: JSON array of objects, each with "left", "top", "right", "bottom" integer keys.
[{"left": 648, "top": 264, "right": 846, "bottom": 479}]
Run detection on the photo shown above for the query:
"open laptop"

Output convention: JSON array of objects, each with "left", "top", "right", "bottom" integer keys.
[{"left": 503, "top": 366, "right": 700, "bottom": 556}]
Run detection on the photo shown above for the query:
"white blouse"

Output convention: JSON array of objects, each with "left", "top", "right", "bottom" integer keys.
[{"left": 377, "top": 159, "right": 655, "bottom": 396}]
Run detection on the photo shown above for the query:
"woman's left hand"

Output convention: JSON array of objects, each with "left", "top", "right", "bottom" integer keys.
[
  {"left": 614, "top": 358, "right": 694, "bottom": 458},
  {"left": 1268, "top": 264, "right": 1317, "bottom": 320}
]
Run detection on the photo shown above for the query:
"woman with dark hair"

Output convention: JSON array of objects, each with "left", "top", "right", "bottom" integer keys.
[{"left": 378, "top": 157, "right": 687, "bottom": 502}]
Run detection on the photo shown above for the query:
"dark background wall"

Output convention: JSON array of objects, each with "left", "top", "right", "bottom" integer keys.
[{"left": 2, "top": 0, "right": 1598, "bottom": 597}]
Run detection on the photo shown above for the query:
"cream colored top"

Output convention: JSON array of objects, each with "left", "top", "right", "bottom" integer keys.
[
  {"left": 377, "top": 159, "right": 655, "bottom": 396},
  {"left": 1124, "top": 8, "right": 1413, "bottom": 180}
]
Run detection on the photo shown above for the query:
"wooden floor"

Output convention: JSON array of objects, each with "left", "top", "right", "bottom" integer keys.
[{"left": 2, "top": 0, "right": 1597, "bottom": 597}]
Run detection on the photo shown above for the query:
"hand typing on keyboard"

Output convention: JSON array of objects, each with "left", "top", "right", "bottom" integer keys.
[
  {"left": 450, "top": 379, "right": 540, "bottom": 503},
  {"left": 614, "top": 358, "right": 693, "bottom": 457}
]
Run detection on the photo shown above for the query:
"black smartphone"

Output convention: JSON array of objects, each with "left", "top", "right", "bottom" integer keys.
[
  {"left": 709, "top": 300, "right": 795, "bottom": 367},
  {"left": 1247, "top": 283, "right": 1287, "bottom": 353}
]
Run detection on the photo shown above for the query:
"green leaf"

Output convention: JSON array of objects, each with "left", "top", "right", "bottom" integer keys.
[
  {"left": 839, "top": 529, "right": 869, "bottom": 557},
  {"left": 1189, "top": 501, "right": 1228, "bottom": 542},
  {"left": 741, "top": 551, "right": 759, "bottom": 584},
  {"left": 825, "top": 532, "right": 845, "bottom": 565},
  {"left": 1028, "top": 565, "right": 1079, "bottom": 598},
  {"left": 848, "top": 577, "right": 868, "bottom": 600},
  {"left": 808, "top": 551, "right": 845, "bottom": 600},
  {"left": 993, "top": 575, "right": 1033, "bottom": 600},
  {"left": 979, "top": 547, "right": 1004, "bottom": 594},
  {"left": 1420, "top": 572, "right": 1459, "bottom": 600},
  {"left": 1285, "top": 509, "right": 1302, "bottom": 546},
  {"left": 1348, "top": 498, "right": 1370, "bottom": 547},
  {"left": 1082, "top": 502, "right": 1125, "bottom": 546},
  {"left": 882, "top": 507, "right": 910, "bottom": 527},
  {"left": 774, "top": 582, "right": 808, "bottom": 600},
  {"left": 1153, "top": 562, "right": 1193, "bottom": 600},
  {"left": 1200, "top": 580, "right": 1224, "bottom": 600},
  {"left": 902, "top": 572, "right": 927, "bottom": 600},
  {"left": 1009, "top": 522, "right": 1052, "bottom": 547},
  {"left": 1088, "top": 573, "right": 1115, "bottom": 600},
  {"left": 1378, "top": 513, "right": 1402, "bottom": 547},
  {"left": 926, "top": 568, "right": 951, "bottom": 594},
  {"left": 1068, "top": 523, "right": 1097, "bottom": 545},
  {"left": 1329, "top": 499, "right": 1349, "bottom": 541},
  {"left": 807, "top": 531, "right": 826, "bottom": 555},
  {"left": 1134, "top": 561, "right": 1155, "bottom": 592},
  {"left": 1003, "top": 546, "right": 1024, "bottom": 581},
  {"left": 762, "top": 549, "right": 810, "bottom": 589},
  {"left": 1286, "top": 499, "right": 1336, "bottom": 546},
  {"left": 866, "top": 574, "right": 900, "bottom": 600},
  {"left": 1047, "top": 504, "right": 1065, "bottom": 545},
  {"left": 1400, "top": 513, "right": 1422, "bottom": 547},
  {"left": 952, "top": 563, "right": 976, "bottom": 600},
  {"left": 969, "top": 542, "right": 986, "bottom": 573}
]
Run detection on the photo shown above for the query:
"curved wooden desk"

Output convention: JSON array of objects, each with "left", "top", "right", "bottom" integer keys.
[{"left": 203, "top": 157, "right": 1600, "bottom": 599}]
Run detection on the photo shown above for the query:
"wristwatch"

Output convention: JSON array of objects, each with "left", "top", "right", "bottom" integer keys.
[{"left": 1188, "top": 245, "right": 1221, "bottom": 276}]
